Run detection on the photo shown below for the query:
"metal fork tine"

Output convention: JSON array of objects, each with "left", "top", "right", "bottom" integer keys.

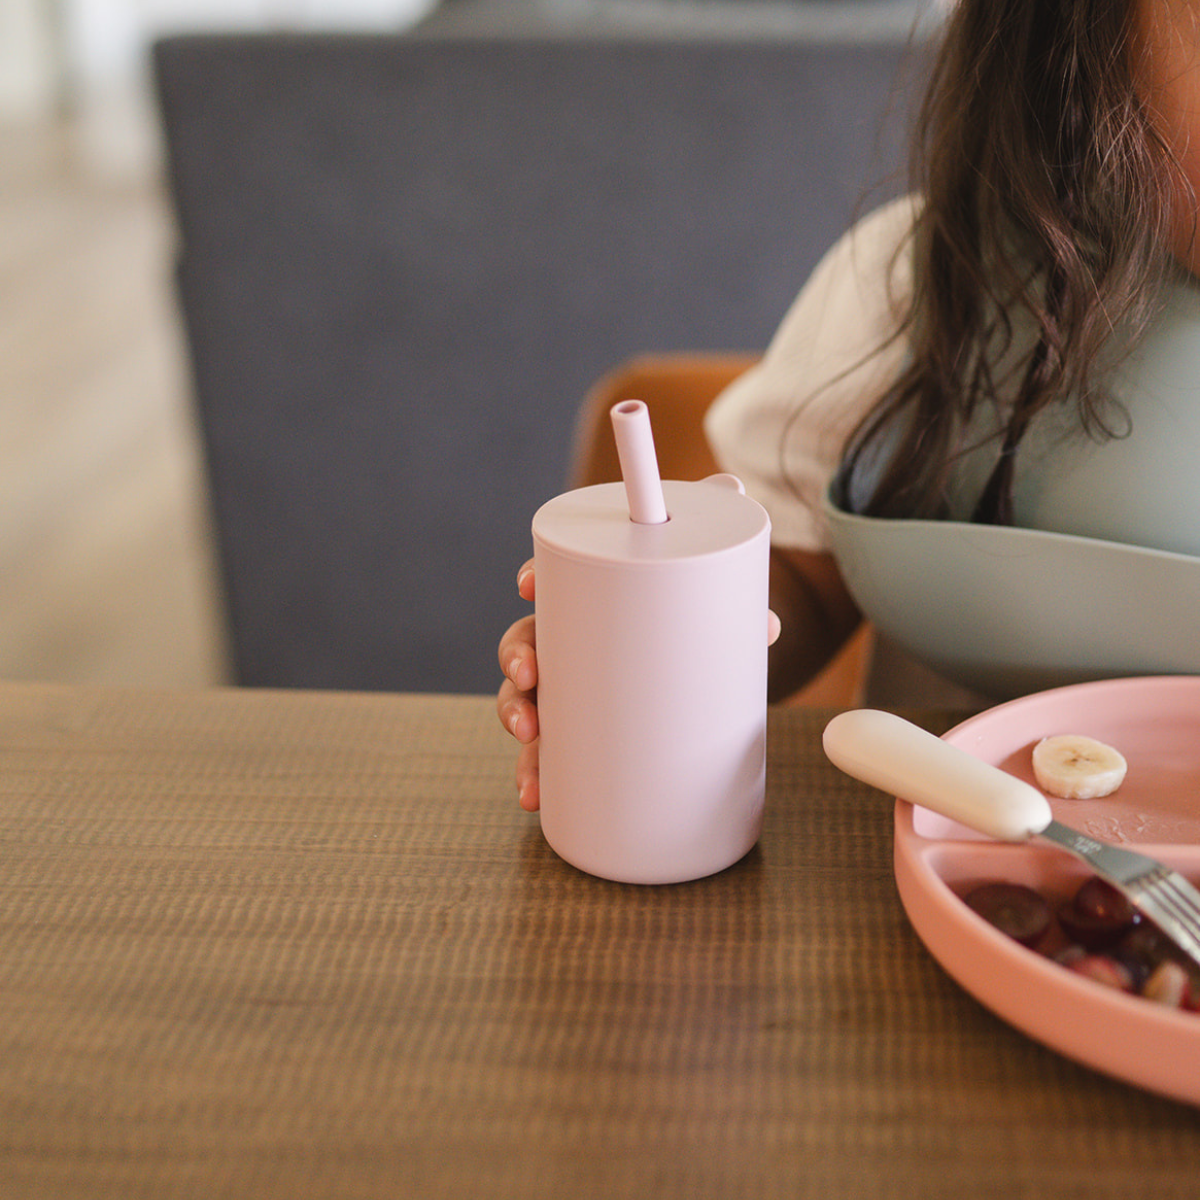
[
  {"left": 1143, "top": 886, "right": 1198, "bottom": 934},
  {"left": 1135, "top": 891, "right": 1200, "bottom": 964},
  {"left": 1151, "top": 877, "right": 1200, "bottom": 941},
  {"left": 1037, "top": 820, "right": 1200, "bottom": 970}
]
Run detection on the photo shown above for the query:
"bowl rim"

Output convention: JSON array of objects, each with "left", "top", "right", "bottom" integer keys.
[{"left": 820, "top": 481, "right": 1200, "bottom": 569}]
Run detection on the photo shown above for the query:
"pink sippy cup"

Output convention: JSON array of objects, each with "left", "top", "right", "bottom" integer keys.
[{"left": 531, "top": 399, "right": 771, "bottom": 884}]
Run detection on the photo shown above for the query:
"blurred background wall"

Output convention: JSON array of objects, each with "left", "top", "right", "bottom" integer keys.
[
  {"left": 0, "top": 2, "right": 441, "bottom": 696},
  {"left": 2, "top": 0, "right": 442, "bottom": 169},
  {"left": 0, "top": 0, "right": 438, "bottom": 689},
  {"left": 0, "top": 0, "right": 937, "bottom": 690}
]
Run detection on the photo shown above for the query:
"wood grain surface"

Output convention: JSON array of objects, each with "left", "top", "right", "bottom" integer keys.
[{"left": 1, "top": 683, "right": 1198, "bottom": 1199}]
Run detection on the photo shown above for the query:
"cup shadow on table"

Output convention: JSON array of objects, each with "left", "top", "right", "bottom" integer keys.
[{"left": 508, "top": 825, "right": 769, "bottom": 1045}]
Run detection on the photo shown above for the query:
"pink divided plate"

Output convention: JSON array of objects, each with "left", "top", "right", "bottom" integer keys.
[{"left": 894, "top": 676, "right": 1200, "bottom": 1105}]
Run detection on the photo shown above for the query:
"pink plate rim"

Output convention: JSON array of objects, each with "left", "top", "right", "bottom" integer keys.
[{"left": 893, "top": 675, "right": 1200, "bottom": 1105}]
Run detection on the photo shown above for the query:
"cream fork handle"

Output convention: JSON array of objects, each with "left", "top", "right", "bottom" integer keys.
[{"left": 822, "top": 709, "right": 1053, "bottom": 843}]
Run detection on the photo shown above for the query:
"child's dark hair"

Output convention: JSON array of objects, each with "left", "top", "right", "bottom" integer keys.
[{"left": 843, "top": 0, "right": 1190, "bottom": 524}]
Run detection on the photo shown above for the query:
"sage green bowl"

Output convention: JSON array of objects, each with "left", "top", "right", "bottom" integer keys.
[{"left": 822, "top": 488, "right": 1200, "bottom": 700}]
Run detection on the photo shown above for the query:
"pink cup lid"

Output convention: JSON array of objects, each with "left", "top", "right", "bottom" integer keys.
[{"left": 533, "top": 478, "right": 769, "bottom": 565}]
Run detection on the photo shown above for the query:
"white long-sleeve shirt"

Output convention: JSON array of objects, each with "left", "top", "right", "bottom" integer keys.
[
  {"left": 705, "top": 194, "right": 1200, "bottom": 560},
  {"left": 704, "top": 196, "right": 916, "bottom": 551}
]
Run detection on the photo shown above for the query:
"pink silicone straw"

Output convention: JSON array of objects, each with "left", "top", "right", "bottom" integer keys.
[{"left": 610, "top": 400, "right": 668, "bottom": 524}]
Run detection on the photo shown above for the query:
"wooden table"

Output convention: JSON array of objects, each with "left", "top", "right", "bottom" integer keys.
[{"left": 2, "top": 682, "right": 1198, "bottom": 1198}]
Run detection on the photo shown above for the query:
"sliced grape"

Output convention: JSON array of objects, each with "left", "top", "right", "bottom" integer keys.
[
  {"left": 1116, "top": 922, "right": 1175, "bottom": 975},
  {"left": 962, "top": 882, "right": 1053, "bottom": 948},
  {"left": 1064, "top": 953, "right": 1134, "bottom": 992},
  {"left": 963, "top": 874, "right": 1200, "bottom": 1014},
  {"left": 1108, "top": 944, "right": 1152, "bottom": 993},
  {"left": 1057, "top": 877, "right": 1140, "bottom": 951}
]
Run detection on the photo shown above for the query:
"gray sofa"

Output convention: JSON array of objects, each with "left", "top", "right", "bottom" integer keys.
[{"left": 153, "top": 30, "right": 925, "bottom": 694}]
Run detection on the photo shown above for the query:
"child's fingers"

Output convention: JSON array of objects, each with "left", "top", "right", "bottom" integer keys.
[
  {"left": 497, "top": 677, "right": 539, "bottom": 744},
  {"left": 498, "top": 614, "right": 538, "bottom": 692},
  {"left": 516, "top": 739, "right": 540, "bottom": 811},
  {"left": 516, "top": 559, "right": 535, "bottom": 602}
]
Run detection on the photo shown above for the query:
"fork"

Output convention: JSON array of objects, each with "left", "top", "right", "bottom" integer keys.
[{"left": 822, "top": 708, "right": 1200, "bottom": 969}]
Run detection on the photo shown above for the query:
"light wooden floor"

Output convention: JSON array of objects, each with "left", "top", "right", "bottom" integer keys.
[{"left": 0, "top": 114, "right": 231, "bottom": 688}]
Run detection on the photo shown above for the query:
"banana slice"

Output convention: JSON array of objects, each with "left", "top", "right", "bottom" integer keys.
[{"left": 1031, "top": 734, "right": 1127, "bottom": 800}]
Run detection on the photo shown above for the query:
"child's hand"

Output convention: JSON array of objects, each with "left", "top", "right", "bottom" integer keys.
[{"left": 496, "top": 560, "right": 540, "bottom": 811}]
